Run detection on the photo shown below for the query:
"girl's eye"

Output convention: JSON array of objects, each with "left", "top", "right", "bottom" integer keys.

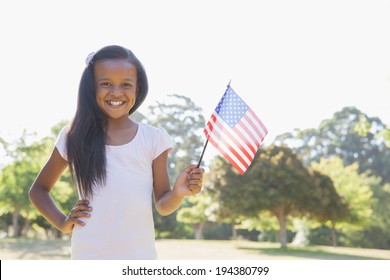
[
  {"left": 101, "top": 82, "right": 111, "bottom": 88},
  {"left": 122, "top": 83, "right": 133, "bottom": 89}
]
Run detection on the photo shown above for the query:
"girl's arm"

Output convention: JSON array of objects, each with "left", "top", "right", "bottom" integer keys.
[
  {"left": 29, "top": 148, "right": 91, "bottom": 233},
  {"left": 152, "top": 150, "right": 204, "bottom": 216}
]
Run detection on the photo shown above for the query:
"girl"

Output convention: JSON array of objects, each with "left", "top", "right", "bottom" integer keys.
[{"left": 29, "top": 45, "right": 205, "bottom": 259}]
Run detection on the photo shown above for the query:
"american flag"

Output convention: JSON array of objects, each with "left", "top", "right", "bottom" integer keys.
[{"left": 204, "top": 86, "right": 268, "bottom": 174}]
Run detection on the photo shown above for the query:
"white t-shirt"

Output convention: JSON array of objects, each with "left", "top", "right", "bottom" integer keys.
[{"left": 55, "top": 122, "right": 173, "bottom": 259}]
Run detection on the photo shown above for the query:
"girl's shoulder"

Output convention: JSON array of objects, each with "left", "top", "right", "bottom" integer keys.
[
  {"left": 138, "top": 122, "right": 157, "bottom": 130},
  {"left": 59, "top": 125, "right": 70, "bottom": 134},
  {"left": 54, "top": 125, "right": 71, "bottom": 161},
  {"left": 56, "top": 125, "right": 70, "bottom": 140},
  {"left": 138, "top": 122, "right": 169, "bottom": 136},
  {"left": 136, "top": 122, "right": 173, "bottom": 158},
  {"left": 138, "top": 124, "right": 173, "bottom": 149}
]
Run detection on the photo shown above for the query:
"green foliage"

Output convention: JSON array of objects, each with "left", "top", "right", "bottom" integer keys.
[
  {"left": 276, "top": 107, "right": 390, "bottom": 183},
  {"left": 310, "top": 157, "right": 376, "bottom": 246},
  {"left": 242, "top": 214, "right": 280, "bottom": 231},
  {"left": 355, "top": 114, "right": 390, "bottom": 148},
  {"left": 356, "top": 182, "right": 390, "bottom": 249},
  {"left": 209, "top": 145, "right": 346, "bottom": 248},
  {"left": 176, "top": 192, "right": 218, "bottom": 239},
  {"left": 377, "top": 129, "right": 390, "bottom": 148},
  {"left": 0, "top": 123, "right": 77, "bottom": 238},
  {"left": 0, "top": 133, "right": 51, "bottom": 212},
  {"left": 202, "top": 223, "right": 233, "bottom": 240},
  {"left": 245, "top": 145, "right": 312, "bottom": 215},
  {"left": 275, "top": 107, "right": 390, "bottom": 248},
  {"left": 177, "top": 195, "right": 211, "bottom": 224},
  {"left": 311, "top": 157, "right": 373, "bottom": 229}
]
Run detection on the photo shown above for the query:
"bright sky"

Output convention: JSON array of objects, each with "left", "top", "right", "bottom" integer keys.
[{"left": 1, "top": 0, "right": 389, "bottom": 161}]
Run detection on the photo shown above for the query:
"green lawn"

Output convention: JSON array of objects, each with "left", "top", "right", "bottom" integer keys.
[{"left": 1, "top": 238, "right": 390, "bottom": 260}]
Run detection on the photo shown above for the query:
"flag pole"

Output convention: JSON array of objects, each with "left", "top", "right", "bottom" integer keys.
[
  {"left": 196, "top": 139, "right": 209, "bottom": 168},
  {"left": 197, "top": 80, "right": 232, "bottom": 168}
]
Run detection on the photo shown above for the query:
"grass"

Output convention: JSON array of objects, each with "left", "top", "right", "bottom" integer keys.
[
  {"left": 0, "top": 238, "right": 71, "bottom": 260},
  {"left": 1, "top": 237, "right": 390, "bottom": 260}
]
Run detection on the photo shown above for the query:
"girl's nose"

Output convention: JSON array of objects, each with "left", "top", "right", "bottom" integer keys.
[{"left": 110, "top": 86, "right": 123, "bottom": 95}]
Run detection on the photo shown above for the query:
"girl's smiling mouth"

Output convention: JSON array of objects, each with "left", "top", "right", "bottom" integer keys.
[{"left": 106, "top": 100, "right": 126, "bottom": 107}]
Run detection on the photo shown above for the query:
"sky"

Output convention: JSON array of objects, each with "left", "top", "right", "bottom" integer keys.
[{"left": 1, "top": 0, "right": 389, "bottom": 163}]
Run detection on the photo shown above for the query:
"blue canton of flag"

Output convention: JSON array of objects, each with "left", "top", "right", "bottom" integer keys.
[{"left": 216, "top": 87, "right": 249, "bottom": 128}]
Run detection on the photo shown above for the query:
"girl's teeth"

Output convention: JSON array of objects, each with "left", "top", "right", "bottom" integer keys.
[{"left": 108, "top": 101, "right": 124, "bottom": 106}]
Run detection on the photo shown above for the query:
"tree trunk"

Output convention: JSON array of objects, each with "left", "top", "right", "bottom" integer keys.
[
  {"left": 12, "top": 210, "right": 20, "bottom": 237},
  {"left": 275, "top": 208, "right": 288, "bottom": 248},
  {"left": 44, "top": 228, "right": 51, "bottom": 240},
  {"left": 331, "top": 226, "right": 337, "bottom": 247},
  {"left": 231, "top": 223, "right": 237, "bottom": 240},
  {"left": 21, "top": 219, "right": 31, "bottom": 237},
  {"left": 194, "top": 223, "right": 204, "bottom": 240},
  {"left": 54, "top": 229, "right": 63, "bottom": 239}
]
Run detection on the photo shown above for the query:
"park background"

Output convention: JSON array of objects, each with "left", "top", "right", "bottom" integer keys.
[{"left": 1, "top": 0, "right": 390, "bottom": 260}]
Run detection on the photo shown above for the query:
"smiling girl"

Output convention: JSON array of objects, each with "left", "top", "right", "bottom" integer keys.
[{"left": 29, "top": 45, "right": 204, "bottom": 259}]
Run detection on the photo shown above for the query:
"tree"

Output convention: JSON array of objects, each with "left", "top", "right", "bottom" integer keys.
[
  {"left": 307, "top": 169, "right": 349, "bottom": 246},
  {"left": 311, "top": 157, "right": 374, "bottom": 246},
  {"left": 361, "top": 182, "right": 390, "bottom": 249},
  {"left": 0, "top": 131, "right": 52, "bottom": 237},
  {"left": 207, "top": 156, "right": 247, "bottom": 239},
  {"left": 274, "top": 107, "right": 390, "bottom": 248},
  {"left": 176, "top": 193, "right": 215, "bottom": 239},
  {"left": 355, "top": 114, "right": 390, "bottom": 148},
  {"left": 275, "top": 107, "right": 390, "bottom": 183},
  {"left": 211, "top": 145, "right": 346, "bottom": 248},
  {"left": 0, "top": 136, "right": 8, "bottom": 169},
  {"left": 0, "top": 122, "right": 78, "bottom": 238}
]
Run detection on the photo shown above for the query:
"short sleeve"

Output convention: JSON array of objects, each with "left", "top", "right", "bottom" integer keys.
[
  {"left": 55, "top": 126, "right": 69, "bottom": 161},
  {"left": 153, "top": 127, "right": 174, "bottom": 160}
]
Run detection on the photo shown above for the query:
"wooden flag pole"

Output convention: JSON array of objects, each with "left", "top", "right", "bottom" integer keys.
[{"left": 196, "top": 80, "right": 232, "bottom": 168}]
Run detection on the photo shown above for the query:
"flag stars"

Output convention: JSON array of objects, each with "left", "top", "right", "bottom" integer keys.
[{"left": 214, "top": 87, "right": 248, "bottom": 128}]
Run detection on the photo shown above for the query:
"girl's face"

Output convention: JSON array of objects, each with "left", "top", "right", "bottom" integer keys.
[{"left": 94, "top": 58, "right": 138, "bottom": 123}]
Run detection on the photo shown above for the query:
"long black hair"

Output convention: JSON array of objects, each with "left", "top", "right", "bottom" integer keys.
[{"left": 66, "top": 45, "right": 148, "bottom": 199}]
